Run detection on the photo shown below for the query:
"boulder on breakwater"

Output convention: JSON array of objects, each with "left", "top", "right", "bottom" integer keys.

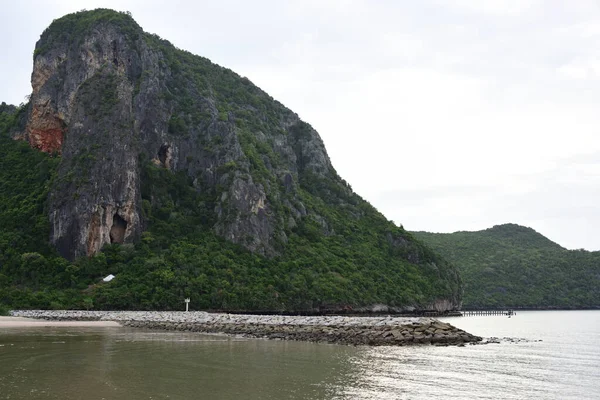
[{"left": 10, "top": 310, "right": 482, "bottom": 346}]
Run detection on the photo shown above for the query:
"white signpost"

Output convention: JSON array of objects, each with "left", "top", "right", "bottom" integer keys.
[{"left": 184, "top": 298, "right": 190, "bottom": 312}]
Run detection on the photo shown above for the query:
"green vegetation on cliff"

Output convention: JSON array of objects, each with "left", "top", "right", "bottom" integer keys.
[
  {"left": 0, "top": 10, "right": 460, "bottom": 312},
  {"left": 413, "top": 224, "right": 600, "bottom": 309},
  {"left": 0, "top": 107, "right": 455, "bottom": 310}
]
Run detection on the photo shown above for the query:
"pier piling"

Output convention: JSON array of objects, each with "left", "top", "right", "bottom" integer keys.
[{"left": 460, "top": 310, "right": 515, "bottom": 316}]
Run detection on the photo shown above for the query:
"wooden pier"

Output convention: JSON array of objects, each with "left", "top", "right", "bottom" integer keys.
[{"left": 461, "top": 310, "right": 515, "bottom": 316}]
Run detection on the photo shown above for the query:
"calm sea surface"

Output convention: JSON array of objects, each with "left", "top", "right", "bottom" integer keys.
[{"left": 1, "top": 310, "right": 599, "bottom": 399}]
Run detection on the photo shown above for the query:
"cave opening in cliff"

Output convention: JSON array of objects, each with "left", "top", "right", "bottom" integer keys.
[
  {"left": 110, "top": 213, "right": 127, "bottom": 244},
  {"left": 112, "top": 40, "right": 119, "bottom": 67},
  {"left": 157, "top": 143, "right": 170, "bottom": 168}
]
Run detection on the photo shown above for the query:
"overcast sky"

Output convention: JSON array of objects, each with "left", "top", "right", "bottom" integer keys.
[{"left": 1, "top": 0, "right": 599, "bottom": 250}]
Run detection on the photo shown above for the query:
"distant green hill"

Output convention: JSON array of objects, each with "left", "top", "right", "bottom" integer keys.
[{"left": 413, "top": 224, "right": 600, "bottom": 309}]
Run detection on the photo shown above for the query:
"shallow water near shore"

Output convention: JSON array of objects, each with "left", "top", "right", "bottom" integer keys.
[{"left": 1, "top": 310, "right": 599, "bottom": 399}]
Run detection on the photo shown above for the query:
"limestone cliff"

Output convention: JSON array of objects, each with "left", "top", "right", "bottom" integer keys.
[
  {"left": 14, "top": 9, "right": 463, "bottom": 311},
  {"left": 23, "top": 10, "right": 341, "bottom": 261}
]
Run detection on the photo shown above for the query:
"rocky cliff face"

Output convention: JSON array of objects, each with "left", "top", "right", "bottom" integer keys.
[
  {"left": 25, "top": 16, "right": 149, "bottom": 258},
  {"left": 23, "top": 10, "right": 335, "bottom": 260},
  {"left": 15, "top": 9, "right": 463, "bottom": 311}
]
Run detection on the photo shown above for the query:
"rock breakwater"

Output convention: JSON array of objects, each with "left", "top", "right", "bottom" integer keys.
[{"left": 10, "top": 310, "right": 482, "bottom": 346}]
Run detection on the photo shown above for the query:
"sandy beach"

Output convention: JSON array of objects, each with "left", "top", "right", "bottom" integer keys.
[{"left": 0, "top": 316, "right": 121, "bottom": 328}]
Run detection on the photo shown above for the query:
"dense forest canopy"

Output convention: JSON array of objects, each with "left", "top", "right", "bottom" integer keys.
[
  {"left": 0, "top": 102, "right": 456, "bottom": 312},
  {"left": 414, "top": 224, "right": 600, "bottom": 309}
]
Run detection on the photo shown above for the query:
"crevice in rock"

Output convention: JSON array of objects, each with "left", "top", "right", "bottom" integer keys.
[
  {"left": 112, "top": 40, "right": 119, "bottom": 67},
  {"left": 87, "top": 211, "right": 101, "bottom": 255},
  {"left": 157, "top": 143, "right": 171, "bottom": 168},
  {"left": 110, "top": 213, "right": 127, "bottom": 244}
]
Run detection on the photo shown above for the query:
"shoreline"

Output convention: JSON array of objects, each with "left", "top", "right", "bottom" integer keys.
[
  {"left": 0, "top": 316, "right": 121, "bottom": 328},
  {"left": 9, "top": 310, "right": 482, "bottom": 346}
]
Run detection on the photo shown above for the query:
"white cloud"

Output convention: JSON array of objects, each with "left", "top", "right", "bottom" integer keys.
[
  {"left": 557, "top": 58, "right": 600, "bottom": 80},
  {"left": 560, "top": 20, "right": 600, "bottom": 38},
  {"left": 435, "top": 0, "right": 542, "bottom": 16}
]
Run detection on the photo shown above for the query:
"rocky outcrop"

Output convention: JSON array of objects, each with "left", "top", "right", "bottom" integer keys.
[
  {"left": 22, "top": 10, "right": 334, "bottom": 259},
  {"left": 25, "top": 16, "right": 149, "bottom": 258},
  {"left": 26, "top": 101, "right": 64, "bottom": 153}
]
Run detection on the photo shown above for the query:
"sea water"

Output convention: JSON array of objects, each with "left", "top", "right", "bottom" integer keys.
[{"left": 0, "top": 310, "right": 598, "bottom": 399}]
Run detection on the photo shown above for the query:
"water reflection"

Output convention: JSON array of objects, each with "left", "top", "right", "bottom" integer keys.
[
  {"left": 1, "top": 311, "right": 600, "bottom": 400},
  {"left": 329, "top": 311, "right": 600, "bottom": 400},
  {"left": 0, "top": 327, "right": 359, "bottom": 400}
]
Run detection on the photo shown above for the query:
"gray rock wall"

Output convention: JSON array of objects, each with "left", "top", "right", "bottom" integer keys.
[{"left": 24, "top": 16, "right": 334, "bottom": 259}]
